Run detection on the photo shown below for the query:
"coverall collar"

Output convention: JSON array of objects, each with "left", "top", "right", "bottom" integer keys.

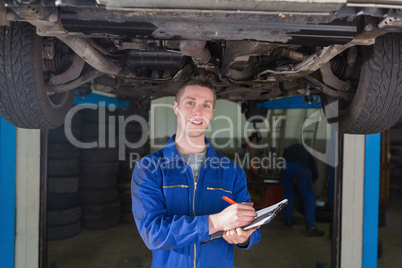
[{"left": 163, "top": 135, "right": 220, "bottom": 166}]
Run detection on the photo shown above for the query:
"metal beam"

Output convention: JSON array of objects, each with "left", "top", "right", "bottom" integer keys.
[
  {"left": 257, "top": 96, "right": 321, "bottom": 110},
  {"left": 74, "top": 90, "right": 130, "bottom": 107}
]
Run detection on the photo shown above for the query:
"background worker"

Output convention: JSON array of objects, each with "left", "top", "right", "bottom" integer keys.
[
  {"left": 132, "top": 80, "right": 261, "bottom": 267},
  {"left": 282, "top": 143, "right": 324, "bottom": 236}
]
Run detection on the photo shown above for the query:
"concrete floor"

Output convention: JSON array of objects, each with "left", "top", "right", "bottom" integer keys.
[
  {"left": 377, "top": 190, "right": 402, "bottom": 268},
  {"left": 48, "top": 191, "right": 402, "bottom": 268}
]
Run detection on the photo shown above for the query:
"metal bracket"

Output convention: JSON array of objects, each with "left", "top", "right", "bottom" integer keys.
[
  {"left": 303, "top": 75, "right": 353, "bottom": 100},
  {"left": 378, "top": 17, "right": 402, "bottom": 29},
  {"left": 256, "top": 30, "right": 387, "bottom": 82},
  {"left": 0, "top": 2, "right": 9, "bottom": 26},
  {"left": 48, "top": 53, "right": 85, "bottom": 86},
  {"left": 47, "top": 69, "right": 103, "bottom": 94},
  {"left": 319, "top": 62, "right": 352, "bottom": 92}
]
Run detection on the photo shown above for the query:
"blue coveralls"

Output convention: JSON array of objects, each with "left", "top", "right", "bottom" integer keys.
[
  {"left": 131, "top": 135, "right": 261, "bottom": 268},
  {"left": 282, "top": 144, "right": 318, "bottom": 228}
]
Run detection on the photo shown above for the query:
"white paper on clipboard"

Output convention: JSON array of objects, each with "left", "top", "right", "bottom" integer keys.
[{"left": 243, "top": 199, "right": 288, "bottom": 230}]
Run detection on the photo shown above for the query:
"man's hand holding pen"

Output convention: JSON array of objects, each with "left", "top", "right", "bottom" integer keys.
[{"left": 208, "top": 196, "right": 260, "bottom": 245}]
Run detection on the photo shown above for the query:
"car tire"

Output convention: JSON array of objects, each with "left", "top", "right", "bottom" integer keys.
[
  {"left": 48, "top": 193, "right": 79, "bottom": 210},
  {"left": 81, "top": 200, "right": 120, "bottom": 220},
  {"left": 48, "top": 176, "right": 79, "bottom": 194},
  {"left": 117, "top": 182, "right": 131, "bottom": 204},
  {"left": 118, "top": 167, "right": 134, "bottom": 181},
  {"left": 80, "top": 187, "right": 119, "bottom": 204},
  {"left": 48, "top": 126, "right": 82, "bottom": 144},
  {"left": 48, "top": 144, "right": 80, "bottom": 159},
  {"left": 81, "top": 148, "right": 119, "bottom": 163},
  {"left": 48, "top": 159, "right": 80, "bottom": 177},
  {"left": 323, "top": 33, "right": 402, "bottom": 134},
  {"left": 81, "top": 215, "right": 120, "bottom": 230},
  {"left": 120, "top": 212, "right": 135, "bottom": 223},
  {"left": 80, "top": 175, "right": 118, "bottom": 189},
  {"left": 80, "top": 162, "right": 119, "bottom": 176},
  {"left": 0, "top": 22, "right": 74, "bottom": 129},
  {"left": 48, "top": 206, "right": 81, "bottom": 226},
  {"left": 48, "top": 222, "right": 81, "bottom": 241},
  {"left": 81, "top": 123, "right": 109, "bottom": 138}
]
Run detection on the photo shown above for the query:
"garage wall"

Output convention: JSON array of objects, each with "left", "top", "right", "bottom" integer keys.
[
  {"left": 149, "top": 97, "right": 248, "bottom": 148},
  {"left": 149, "top": 97, "right": 176, "bottom": 141},
  {"left": 150, "top": 97, "right": 330, "bottom": 149},
  {"left": 283, "top": 108, "right": 329, "bottom": 141}
]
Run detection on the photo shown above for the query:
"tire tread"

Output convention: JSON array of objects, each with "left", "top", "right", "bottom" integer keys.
[{"left": 344, "top": 33, "right": 402, "bottom": 133}]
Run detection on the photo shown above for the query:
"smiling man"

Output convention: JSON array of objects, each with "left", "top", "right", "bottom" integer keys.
[
  {"left": 132, "top": 80, "right": 261, "bottom": 268},
  {"left": 174, "top": 81, "right": 215, "bottom": 153}
]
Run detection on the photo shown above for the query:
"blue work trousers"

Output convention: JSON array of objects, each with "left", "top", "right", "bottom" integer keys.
[{"left": 282, "top": 161, "right": 316, "bottom": 228}]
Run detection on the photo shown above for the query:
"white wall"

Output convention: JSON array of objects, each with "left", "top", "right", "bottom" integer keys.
[
  {"left": 149, "top": 97, "right": 248, "bottom": 140},
  {"left": 208, "top": 99, "right": 247, "bottom": 139},
  {"left": 149, "top": 96, "right": 176, "bottom": 140},
  {"left": 150, "top": 97, "right": 330, "bottom": 145},
  {"left": 281, "top": 108, "right": 329, "bottom": 142}
]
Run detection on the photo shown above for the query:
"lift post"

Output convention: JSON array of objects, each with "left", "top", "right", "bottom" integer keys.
[
  {"left": 0, "top": 117, "right": 16, "bottom": 268},
  {"left": 363, "top": 134, "right": 381, "bottom": 267},
  {"left": 340, "top": 134, "right": 380, "bottom": 268}
]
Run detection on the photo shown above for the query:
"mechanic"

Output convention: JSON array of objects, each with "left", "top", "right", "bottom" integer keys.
[
  {"left": 282, "top": 143, "right": 324, "bottom": 236},
  {"left": 131, "top": 80, "right": 261, "bottom": 267}
]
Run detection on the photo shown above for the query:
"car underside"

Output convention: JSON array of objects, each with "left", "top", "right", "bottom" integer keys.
[{"left": 0, "top": 0, "right": 402, "bottom": 133}]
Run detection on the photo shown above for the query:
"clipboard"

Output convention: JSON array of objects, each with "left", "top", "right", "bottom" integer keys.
[{"left": 204, "top": 199, "right": 288, "bottom": 243}]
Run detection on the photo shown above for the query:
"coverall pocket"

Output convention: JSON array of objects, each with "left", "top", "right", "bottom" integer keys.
[{"left": 163, "top": 180, "right": 190, "bottom": 215}]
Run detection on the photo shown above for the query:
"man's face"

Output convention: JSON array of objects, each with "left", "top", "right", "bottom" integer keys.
[{"left": 174, "top": 85, "right": 214, "bottom": 139}]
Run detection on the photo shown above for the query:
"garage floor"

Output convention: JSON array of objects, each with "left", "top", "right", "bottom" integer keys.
[
  {"left": 377, "top": 190, "right": 402, "bottom": 268},
  {"left": 47, "top": 191, "right": 402, "bottom": 268},
  {"left": 47, "top": 218, "right": 331, "bottom": 268}
]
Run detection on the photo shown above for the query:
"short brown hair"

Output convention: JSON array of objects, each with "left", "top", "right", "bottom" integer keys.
[{"left": 175, "top": 80, "right": 216, "bottom": 107}]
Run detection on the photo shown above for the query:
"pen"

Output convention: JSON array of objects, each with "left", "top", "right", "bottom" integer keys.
[{"left": 222, "top": 196, "right": 236, "bottom": 205}]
